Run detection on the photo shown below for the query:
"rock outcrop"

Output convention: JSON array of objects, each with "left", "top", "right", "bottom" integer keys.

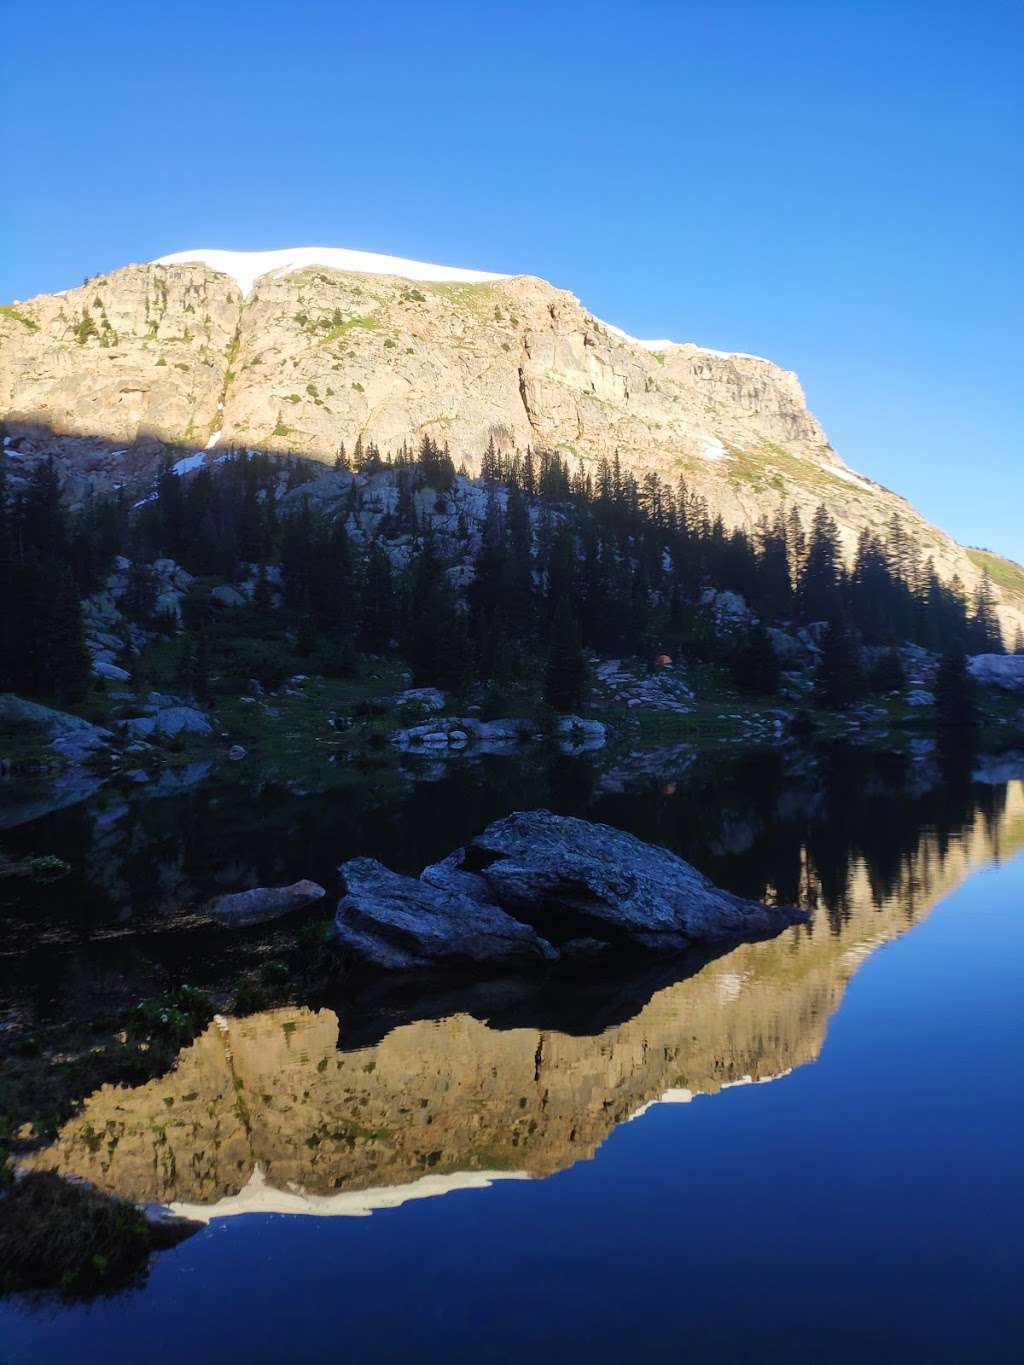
[
  {"left": 332, "top": 811, "right": 805, "bottom": 968},
  {"left": 3, "top": 249, "right": 1021, "bottom": 636},
  {"left": 330, "top": 857, "right": 557, "bottom": 969},
  {"left": 968, "top": 654, "right": 1024, "bottom": 691},
  {"left": 0, "top": 692, "right": 113, "bottom": 764},
  {"left": 207, "top": 879, "right": 327, "bottom": 928}
]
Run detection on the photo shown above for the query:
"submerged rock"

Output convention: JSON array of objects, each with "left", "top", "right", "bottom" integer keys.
[
  {"left": 208, "top": 879, "right": 326, "bottom": 927},
  {"left": 332, "top": 811, "right": 805, "bottom": 970}
]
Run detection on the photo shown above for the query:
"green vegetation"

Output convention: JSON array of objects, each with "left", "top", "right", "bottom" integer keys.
[
  {"left": 127, "top": 986, "right": 214, "bottom": 1049},
  {"left": 0, "top": 304, "right": 38, "bottom": 332},
  {"left": 967, "top": 547, "right": 1024, "bottom": 602},
  {"left": 0, "top": 1171, "right": 153, "bottom": 1298},
  {"left": 293, "top": 309, "right": 382, "bottom": 344}
]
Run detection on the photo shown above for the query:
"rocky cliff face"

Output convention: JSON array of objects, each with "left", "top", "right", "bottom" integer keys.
[
  {"left": 29, "top": 781, "right": 1024, "bottom": 1210},
  {"left": 2, "top": 249, "right": 1020, "bottom": 626}
]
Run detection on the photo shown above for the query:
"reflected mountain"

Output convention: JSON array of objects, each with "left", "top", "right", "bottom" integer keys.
[{"left": 29, "top": 780, "right": 1024, "bottom": 1216}]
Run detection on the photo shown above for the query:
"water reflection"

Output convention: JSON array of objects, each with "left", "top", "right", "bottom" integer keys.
[{"left": 29, "top": 779, "right": 1024, "bottom": 1216}]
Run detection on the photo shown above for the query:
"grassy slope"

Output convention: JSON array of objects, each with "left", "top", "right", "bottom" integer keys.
[{"left": 966, "top": 547, "right": 1024, "bottom": 606}]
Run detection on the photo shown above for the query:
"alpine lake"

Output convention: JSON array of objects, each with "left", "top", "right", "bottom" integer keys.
[{"left": 1, "top": 728, "right": 1022, "bottom": 1364}]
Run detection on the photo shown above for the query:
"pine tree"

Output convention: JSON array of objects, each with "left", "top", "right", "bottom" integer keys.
[
  {"left": 869, "top": 648, "right": 906, "bottom": 694},
  {"left": 814, "top": 618, "right": 865, "bottom": 710},
  {"left": 361, "top": 542, "right": 395, "bottom": 651},
  {"left": 732, "top": 623, "right": 780, "bottom": 695},
  {"left": 935, "top": 643, "right": 975, "bottom": 728},
  {"left": 438, "top": 609, "right": 476, "bottom": 696},
  {"left": 253, "top": 564, "right": 273, "bottom": 614},
  {"left": 969, "top": 571, "right": 1003, "bottom": 654},
  {"left": 544, "top": 596, "right": 587, "bottom": 712},
  {"left": 0, "top": 460, "right": 12, "bottom": 687},
  {"left": 175, "top": 637, "right": 197, "bottom": 696},
  {"left": 194, "top": 629, "right": 211, "bottom": 705},
  {"left": 156, "top": 459, "right": 187, "bottom": 561},
  {"left": 47, "top": 564, "right": 90, "bottom": 703},
  {"left": 797, "top": 505, "right": 842, "bottom": 623}
]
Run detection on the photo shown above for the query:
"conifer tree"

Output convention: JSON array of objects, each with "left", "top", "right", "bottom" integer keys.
[
  {"left": 361, "top": 542, "right": 395, "bottom": 651},
  {"left": 194, "top": 629, "right": 211, "bottom": 705},
  {"left": 935, "top": 643, "right": 975, "bottom": 728},
  {"left": 814, "top": 617, "right": 865, "bottom": 710},
  {"left": 969, "top": 570, "right": 1003, "bottom": 654},
  {"left": 869, "top": 648, "right": 906, "bottom": 694},
  {"left": 732, "top": 622, "right": 780, "bottom": 695},
  {"left": 544, "top": 596, "right": 587, "bottom": 712},
  {"left": 47, "top": 563, "right": 90, "bottom": 703},
  {"left": 797, "top": 505, "right": 842, "bottom": 623},
  {"left": 253, "top": 564, "right": 273, "bottom": 615}
]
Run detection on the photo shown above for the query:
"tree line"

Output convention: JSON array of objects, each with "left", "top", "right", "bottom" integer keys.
[{"left": 0, "top": 437, "right": 1017, "bottom": 713}]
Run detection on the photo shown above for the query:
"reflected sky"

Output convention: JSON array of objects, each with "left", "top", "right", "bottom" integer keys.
[{"left": 3, "top": 775, "right": 1023, "bottom": 1363}]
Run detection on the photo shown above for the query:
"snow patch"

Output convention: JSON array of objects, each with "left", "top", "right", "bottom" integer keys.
[
  {"left": 602, "top": 320, "right": 676, "bottom": 351},
  {"left": 602, "top": 320, "right": 770, "bottom": 362},
  {"left": 823, "top": 463, "right": 875, "bottom": 492},
  {"left": 171, "top": 452, "right": 207, "bottom": 476},
  {"left": 151, "top": 246, "right": 509, "bottom": 297},
  {"left": 699, "top": 435, "right": 730, "bottom": 463},
  {"left": 687, "top": 344, "right": 771, "bottom": 363}
]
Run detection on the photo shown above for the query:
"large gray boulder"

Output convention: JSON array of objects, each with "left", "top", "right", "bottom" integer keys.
[
  {"left": 424, "top": 811, "right": 806, "bottom": 952},
  {"left": 331, "top": 857, "right": 558, "bottom": 969},
  {"left": 208, "top": 879, "right": 326, "bottom": 927},
  {"left": 332, "top": 811, "right": 805, "bottom": 970},
  {"left": 968, "top": 655, "right": 1024, "bottom": 691},
  {"left": 123, "top": 705, "right": 214, "bottom": 739}
]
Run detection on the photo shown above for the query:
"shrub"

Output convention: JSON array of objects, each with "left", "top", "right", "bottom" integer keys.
[
  {"left": 126, "top": 986, "right": 213, "bottom": 1049},
  {"left": 0, "top": 1172, "right": 151, "bottom": 1297}
]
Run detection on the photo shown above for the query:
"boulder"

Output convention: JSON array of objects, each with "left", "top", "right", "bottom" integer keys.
[
  {"left": 92, "top": 660, "right": 131, "bottom": 682},
  {"left": 157, "top": 706, "right": 213, "bottom": 737},
  {"left": 154, "top": 589, "right": 182, "bottom": 621},
  {"left": 331, "top": 858, "right": 557, "bottom": 969},
  {"left": 700, "top": 589, "right": 754, "bottom": 629},
  {"left": 210, "top": 584, "right": 247, "bottom": 609},
  {"left": 556, "top": 716, "right": 606, "bottom": 740},
  {"left": 423, "top": 811, "right": 807, "bottom": 953},
  {"left": 968, "top": 655, "right": 1024, "bottom": 691},
  {"left": 331, "top": 811, "right": 805, "bottom": 970},
  {"left": 390, "top": 687, "right": 446, "bottom": 713},
  {"left": 905, "top": 689, "right": 935, "bottom": 707},
  {"left": 208, "top": 879, "right": 326, "bottom": 927}
]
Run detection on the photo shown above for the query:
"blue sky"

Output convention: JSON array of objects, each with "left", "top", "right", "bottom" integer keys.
[{"left": 5, "top": 0, "right": 1022, "bottom": 560}]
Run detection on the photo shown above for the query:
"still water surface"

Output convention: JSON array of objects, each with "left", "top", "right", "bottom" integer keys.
[{"left": 2, "top": 755, "right": 1022, "bottom": 1362}]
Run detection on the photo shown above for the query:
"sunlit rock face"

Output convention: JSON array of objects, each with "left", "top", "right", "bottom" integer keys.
[
  {"left": 3, "top": 256, "right": 1020, "bottom": 633},
  {"left": 27, "top": 783, "right": 1024, "bottom": 1211}
]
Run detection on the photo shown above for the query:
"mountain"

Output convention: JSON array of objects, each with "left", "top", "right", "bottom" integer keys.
[{"left": 2, "top": 246, "right": 1021, "bottom": 634}]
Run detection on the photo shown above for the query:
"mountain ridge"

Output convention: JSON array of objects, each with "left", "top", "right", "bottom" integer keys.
[{"left": 2, "top": 247, "right": 1021, "bottom": 635}]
